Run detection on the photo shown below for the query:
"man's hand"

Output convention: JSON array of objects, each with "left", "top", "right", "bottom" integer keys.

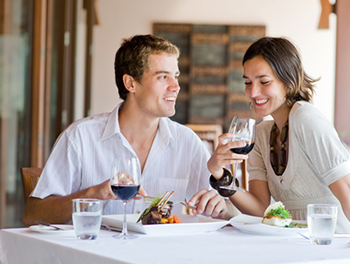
[
  {"left": 187, "top": 189, "right": 227, "bottom": 219},
  {"left": 91, "top": 179, "right": 117, "bottom": 200}
]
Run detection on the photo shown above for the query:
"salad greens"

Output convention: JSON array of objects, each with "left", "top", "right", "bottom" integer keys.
[{"left": 265, "top": 205, "right": 291, "bottom": 219}]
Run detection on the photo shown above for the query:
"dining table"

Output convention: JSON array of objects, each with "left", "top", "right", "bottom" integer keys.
[{"left": 1, "top": 215, "right": 350, "bottom": 264}]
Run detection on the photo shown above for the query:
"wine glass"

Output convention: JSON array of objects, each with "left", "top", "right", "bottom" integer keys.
[
  {"left": 219, "top": 117, "right": 256, "bottom": 197},
  {"left": 110, "top": 157, "right": 140, "bottom": 239}
]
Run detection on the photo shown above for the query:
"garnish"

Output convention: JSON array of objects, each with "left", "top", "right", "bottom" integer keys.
[
  {"left": 285, "top": 222, "right": 307, "bottom": 228},
  {"left": 136, "top": 193, "right": 163, "bottom": 223},
  {"left": 265, "top": 205, "right": 291, "bottom": 219}
]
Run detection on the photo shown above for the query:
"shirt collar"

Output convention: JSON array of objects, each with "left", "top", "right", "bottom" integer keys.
[
  {"left": 101, "top": 103, "right": 123, "bottom": 141},
  {"left": 158, "top": 116, "right": 174, "bottom": 148}
]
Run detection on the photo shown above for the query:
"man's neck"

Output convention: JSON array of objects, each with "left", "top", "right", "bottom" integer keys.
[{"left": 118, "top": 102, "right": 160, "bottom": 172}]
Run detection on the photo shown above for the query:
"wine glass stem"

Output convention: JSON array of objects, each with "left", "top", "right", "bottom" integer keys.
[
  {"left": 232, "top": 163, "right": 238, "bottom": 188},
  {"left": 121, "top": 201, "right": 128, "bottom": 236}
]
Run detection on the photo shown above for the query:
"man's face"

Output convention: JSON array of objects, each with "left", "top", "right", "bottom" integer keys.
[{"left": 132, "top": 53, "right": 180, "bottom": 119}]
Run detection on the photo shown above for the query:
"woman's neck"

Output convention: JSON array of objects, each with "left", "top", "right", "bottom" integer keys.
[{"left": 271, "top": 104, "right": 291, "bottom": 131}]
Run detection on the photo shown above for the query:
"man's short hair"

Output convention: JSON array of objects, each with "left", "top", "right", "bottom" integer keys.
[{"left": 114, "top": 34, "right": 180, "bottom": 100}]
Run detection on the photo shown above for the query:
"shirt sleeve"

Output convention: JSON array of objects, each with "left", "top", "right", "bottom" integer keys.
[
  {"left": 31, "top": 129, "right": 82, "bottom": 198},
  {"left": 292, "top": 103, "right": 350, "bottom": 186},
  {"left": 185, "top": 129, "right": 211, "bottom": 199}
]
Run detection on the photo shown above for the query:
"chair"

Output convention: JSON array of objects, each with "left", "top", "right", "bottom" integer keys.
[
  {"left": 186, "top": 124, "right": 248, "bottom": 191},
  {"left": 20, "top": 167, "right": 43, "bottom": 203}
]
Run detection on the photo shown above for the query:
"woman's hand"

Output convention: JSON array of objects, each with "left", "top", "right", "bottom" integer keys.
[{"left": 207, "top": 133, "right": 248, "bottom": 179}]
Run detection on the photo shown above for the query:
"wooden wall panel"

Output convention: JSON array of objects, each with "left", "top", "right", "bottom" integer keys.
[{"left": 154, "top": 23, "right": 265, "bottom": 130}]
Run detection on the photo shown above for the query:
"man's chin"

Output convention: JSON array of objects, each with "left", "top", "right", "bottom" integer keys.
[{"left": 164, "top": 111, "right": 176, "bottom": 118}]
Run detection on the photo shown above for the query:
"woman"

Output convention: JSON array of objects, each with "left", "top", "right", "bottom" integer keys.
[{"left": 206, "top": 37, "right": 350, "bottom": 233}]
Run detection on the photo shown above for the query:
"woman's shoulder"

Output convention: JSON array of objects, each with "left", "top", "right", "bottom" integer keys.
[
  {"left": 290, "top": 101, "right": 329, "bottom": 126},
  {"left": 291, "top": 101, "right": 323, "bottom": 119}
]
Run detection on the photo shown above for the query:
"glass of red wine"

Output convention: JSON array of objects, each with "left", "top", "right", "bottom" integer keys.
[
  {"left": 110, "top": 157, "right": 140, "bottom": 239},
  {"left": 220, "top": 117, "right": 256, "bottom": 196}
]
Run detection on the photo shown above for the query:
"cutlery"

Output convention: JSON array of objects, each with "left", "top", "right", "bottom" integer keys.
[
  {"left": 299, "top": 232, "right": 350, "bottom": 240},
  {"left": 136, "top": 195, "right": 197, "bottom": 210},
  {"left": 101, "top": 223, "right": 122, "bottom": 233},
  {"left": 298, "top": 232, "right": 310, "bottom": 240},
  {"left": 35, "top": 221, "right": 64, "bottom": 231}
]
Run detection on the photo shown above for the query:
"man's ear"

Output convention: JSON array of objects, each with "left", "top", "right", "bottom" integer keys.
[{"left": 123, "top": 74, "right": 136, "bottom": 93}]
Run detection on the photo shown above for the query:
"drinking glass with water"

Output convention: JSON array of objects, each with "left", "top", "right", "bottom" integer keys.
[
  {"left": 72, "top": 199, "right": 103, "bottom": 240},
  {"left": 307, "top": 204, "right": 338, "bottom": 245}
]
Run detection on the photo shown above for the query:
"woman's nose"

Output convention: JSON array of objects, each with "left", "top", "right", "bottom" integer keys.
[{"left": 245, "top": 82, "right": 259, "bottom": 98}]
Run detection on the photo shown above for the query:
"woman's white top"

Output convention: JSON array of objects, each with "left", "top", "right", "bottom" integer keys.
[{"left": 248, "top": 101, "right": 350, "bottom": 233}]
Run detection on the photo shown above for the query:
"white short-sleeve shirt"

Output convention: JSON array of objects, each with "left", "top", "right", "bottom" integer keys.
[{"left": 32, "top": 103, "right": 211, "bottom": 215}]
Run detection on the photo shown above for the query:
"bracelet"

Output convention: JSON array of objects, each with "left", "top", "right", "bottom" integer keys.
[
  {"left": 209, "top": 168, "right": 240, "bottom": 197},
  {"left": 209, "top": 168, "right": 232, "bottom": 190}
]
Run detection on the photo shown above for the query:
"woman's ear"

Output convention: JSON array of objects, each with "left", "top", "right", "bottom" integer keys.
[{"left": 123, "top": 74, "right": 136, "bottom": 93}]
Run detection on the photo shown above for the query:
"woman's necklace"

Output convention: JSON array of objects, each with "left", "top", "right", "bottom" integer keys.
[{"left": 269, "top": 120, "right": 289, "bottom": 183}]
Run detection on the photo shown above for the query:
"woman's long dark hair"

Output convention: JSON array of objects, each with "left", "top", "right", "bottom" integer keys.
[{"left": 243, "top": 37, "right": 319, "bottom": 107}]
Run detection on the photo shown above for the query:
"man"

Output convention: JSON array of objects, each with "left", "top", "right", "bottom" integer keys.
[{"left": 23, "top": 34, "right": 238, "bottom": 226}]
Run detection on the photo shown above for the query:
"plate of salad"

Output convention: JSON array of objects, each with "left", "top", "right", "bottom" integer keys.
[{"left": 230, "top": 214, "right": 308, "bottom": 237}]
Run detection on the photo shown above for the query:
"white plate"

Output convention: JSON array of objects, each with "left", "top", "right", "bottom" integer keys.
[
  {"left": 29, "top": 224, "right": 75, "bottom": 234},
  {"left": 230, "top": 214, "right": 308, "bottom": 237},
  {"left": 102, "top": 214, "right": 229, "bottom": 235}
]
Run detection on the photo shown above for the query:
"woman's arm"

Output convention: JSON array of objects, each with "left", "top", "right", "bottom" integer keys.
[
  {"left": 228, "top": 180, "right": 271, "bottom": 216},
  {"left": 207, "top": 133, "right": 271, "bottom": 216},
  {"left": 329, "top": 174, "right": 350, "bottom": 221}
]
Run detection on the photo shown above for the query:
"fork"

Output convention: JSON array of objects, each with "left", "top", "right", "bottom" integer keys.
[
  {"left": 136, "top": 195, "right": 197, "bottom": 210},
  {"left": 35, "top": 221, "right": 64, "bottom": 231}
]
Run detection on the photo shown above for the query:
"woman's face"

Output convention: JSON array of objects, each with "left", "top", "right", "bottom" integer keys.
[{"left": 243, "top": 56, "right": 287, "bottom": 120}]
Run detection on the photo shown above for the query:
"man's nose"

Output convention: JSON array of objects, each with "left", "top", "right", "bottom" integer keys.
[{"left": 170, "top": 78, "right": 180, "bottom": 92}]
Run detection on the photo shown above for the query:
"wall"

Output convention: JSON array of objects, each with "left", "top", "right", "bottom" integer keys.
[{"left": 91, "top": 0, "right": 336, "bottom": 124}]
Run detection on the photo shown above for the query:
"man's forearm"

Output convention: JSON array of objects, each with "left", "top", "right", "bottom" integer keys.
[{"left": 22, "top": 187, "right": 94, "bottom": 226}]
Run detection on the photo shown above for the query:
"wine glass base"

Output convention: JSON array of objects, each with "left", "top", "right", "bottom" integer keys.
[
  {"left": 112, "top": 232, "right": 138, "bottom": 240},
  {"left": 220, "top": 186, "right": 245, "bottom": 192}
]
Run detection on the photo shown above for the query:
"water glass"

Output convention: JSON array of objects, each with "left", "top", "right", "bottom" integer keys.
[
  {"left": 72, "top": 199, "right": 103, "bottom": 240},
  {"left": 307, "top": 204, "right": 338, "bottom": 245}
]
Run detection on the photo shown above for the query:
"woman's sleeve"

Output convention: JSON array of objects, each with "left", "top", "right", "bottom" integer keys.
[{"left": 293, "top": 105, "right": 350, "bottom": 186}]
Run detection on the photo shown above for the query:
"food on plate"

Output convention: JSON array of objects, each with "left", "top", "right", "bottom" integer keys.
[
  {"left": 262, "top": 201, "right": 292, "bottom": 227},
  {"left": 136, "top": 191, "right": 182, "bottom": 225},
  {"left": 288, "top": 222, "right": 307, "bottom": 228}
]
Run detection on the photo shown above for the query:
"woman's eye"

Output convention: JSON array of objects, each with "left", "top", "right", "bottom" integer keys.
[
  {"left": 261, "top": 81, "right": 270, "bottom": 85},
  {"left": 244, "top": 82, "right": 252, "bottom": 85}
]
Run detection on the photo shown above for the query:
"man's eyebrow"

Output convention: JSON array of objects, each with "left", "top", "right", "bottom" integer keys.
[{"left": 154, "top": 70, "right": 180, "bottom": 75}]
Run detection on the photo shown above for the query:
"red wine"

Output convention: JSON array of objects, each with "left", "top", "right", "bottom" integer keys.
[
  {"left": 230, "top": 143, "right": 254, "bottom": 154},
  {"left": 111, "top": 185, "right": 140, "bottom": 201}
]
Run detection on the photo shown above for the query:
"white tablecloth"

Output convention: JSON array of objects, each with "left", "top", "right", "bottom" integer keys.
[{"left": 1, "top": 225, "right": 350, "bottom": 264}]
